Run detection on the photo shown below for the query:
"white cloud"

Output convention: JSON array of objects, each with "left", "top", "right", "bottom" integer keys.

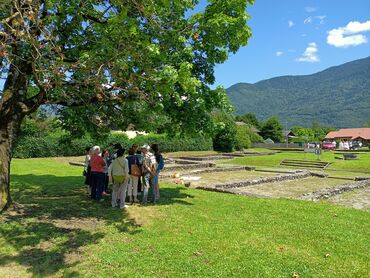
[
  {"left": 276, "top": 51, "right": 283, "bottom": 57},
  {"left": 304, "top": 15, "right": 327, "bottom": 26},
  {"left": 304, "top": 16, "right": 313, "bottom": 24},
  {"left": 297, "top": 42, "right": 319, "bottom": 63},
  {"left": 316, "top": 15, "right": 326, "bottom": 24},
  {"left": 327, "top": 20, "right": 370, "bottom": 47},
  {"left": 288, "top": 20, "right": 294, "bottom": 28},
  {"left": 305, "top": 6, "right": 317, "bottom": 13}
]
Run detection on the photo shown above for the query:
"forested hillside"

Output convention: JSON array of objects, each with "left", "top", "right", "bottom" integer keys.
[{"left": 227, "top": 56, "right": 370, "bottom": 127}]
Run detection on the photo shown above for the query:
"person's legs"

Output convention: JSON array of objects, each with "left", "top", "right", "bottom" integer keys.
[
  {"left": 103, "top": 174, "right": 109, "bottom": 194},
  {"left": 90, "top": 172, "right": 98, "bottom": 200},
  {"left": 127, "top": 176, "right": 133, "bottom": 202},
  {"left": 142, "top": 173, "right": 150, "bottom": 204},
  {"left": 119, "top": 181, "right": 128, "bottom": 209},
  {"left": 150, "top": 176, "right": 158, "bottom": 203},
  {"left": 152, "top": 171, "right": 160, "bottom": 200},
  {"left": 111, "top": 182, "right": 120, "bottom": 207},
  {"left": 132, "top": 176, "right": 139, "bottom": 202},
  {"left": 96, "top": 172, "right": 105, "bottom": 201}
]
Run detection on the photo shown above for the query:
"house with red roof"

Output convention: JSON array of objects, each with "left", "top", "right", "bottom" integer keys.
[{"left": 325, "top": 128, "right": 370, "bottom": 146}]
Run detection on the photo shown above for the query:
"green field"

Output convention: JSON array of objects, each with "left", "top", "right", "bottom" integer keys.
[
  {"left": 223, "top": 149, "right": 370, "bottom": 173},
  {"left": 0, "top": 157, "right": 369, "bottom": 277}
]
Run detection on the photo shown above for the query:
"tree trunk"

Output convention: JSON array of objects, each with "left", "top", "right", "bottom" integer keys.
[
  {"left": 0, "top": 126, "right": 13, "bottom": 211},
  {"left": 0, "top": 116, "right": 22, "bottom": 212},
  {"left": 0, "top": 63, "right": 30, "bottom": 212}
]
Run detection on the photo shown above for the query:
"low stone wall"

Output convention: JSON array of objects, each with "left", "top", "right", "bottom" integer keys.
[
  {"left": 195, "top": 171, "right": 328, "bottom": 193},
  {"left": 178, "top": 156, "right": 234, "bottom": 161},
  {"left": 163, "top": 163, "right": 216, "bottom": 172},
  {"left": 214, "top": 171, "right": 326, "bottom": 190},
  {"left": 299, "top": 179, "right": 370, "bottom": 201},
  {"left": 172, "top": 160, "right": 201, "bottom": 165},
  {"left": 69, "top": 162, "right": 84, "bottom": 167},
  {"left": 160, "top": 166, "right": 250, "bottom": 178}
]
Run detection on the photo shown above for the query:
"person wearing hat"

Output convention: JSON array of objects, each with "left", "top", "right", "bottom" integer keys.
[{"left": 141, "top": 144, "right": 157, "bottom": 203}]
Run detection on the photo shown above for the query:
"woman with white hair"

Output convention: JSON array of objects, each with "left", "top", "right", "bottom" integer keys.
[
  {"left": 89, "top": 146, "right": 106, "bottom": 201},
  {"left": 108, "top": 148, "right": 129, "bottom": 209}
]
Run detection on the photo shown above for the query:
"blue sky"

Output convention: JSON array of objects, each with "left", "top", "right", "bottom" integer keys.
[{"left": 208, "top": 0, "right": 370, "bottom": 88}]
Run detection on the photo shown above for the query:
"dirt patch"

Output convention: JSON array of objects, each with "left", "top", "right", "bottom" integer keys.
[
  {"left": 51, "top": 217, "right": 106, "bottom": 231},
  {"left": 191, "top": 170, "right": 276, "bottom": 187},
  {"left": 326, "top": 187, "right": 370, "bottom": 211},
  {"left": 126, "top": 205, "right": 163, "bottom": 227},
  {"left": 0, "top": 264, "right": 31, "bottom": 278},
  {"left": 299, "top": 179, "right": 370, "bottom": 201},
  {"left": 234, "top": 177, "right": 345, "bottom": 199}
]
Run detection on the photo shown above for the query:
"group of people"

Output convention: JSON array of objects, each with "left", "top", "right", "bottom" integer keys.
[
  {"left": 83, "top": 143, "right": 164, "bottom": 209},
  {"left": 338, "top": 140, "right": 362, "bottom": 150}
]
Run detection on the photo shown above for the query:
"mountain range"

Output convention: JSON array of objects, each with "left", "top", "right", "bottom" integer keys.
[{"left": 226, "top": 56, "right": 370, "bottom": 128}]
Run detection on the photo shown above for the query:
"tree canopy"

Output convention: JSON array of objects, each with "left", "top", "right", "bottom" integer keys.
[
  {"left": 259, "top": 116, "right": 283, "bottom": 143},
  {"left": 1, "top": 0, "right": 254, "bottom": 135},
  {"left": 235, "top": 112, "right": 259, "bottom": 128},
  {"left": 0, "top": 0, "right": 255, "bottom": 211}
]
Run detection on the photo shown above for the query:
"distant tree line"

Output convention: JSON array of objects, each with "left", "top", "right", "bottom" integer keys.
[{"left": 235, "top": 112, "right": 337, "bottom": 143}]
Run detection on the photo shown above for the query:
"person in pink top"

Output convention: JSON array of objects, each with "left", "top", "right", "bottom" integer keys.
[{"left": 90, "top": 146, "right": 106, "bottom": 201}]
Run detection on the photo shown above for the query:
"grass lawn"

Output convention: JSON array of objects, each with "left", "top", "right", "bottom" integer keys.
[
  {"left": 0, "top": 158, "right": 369, "bottom": 277},
  {"left": 225, "top": 150, "right": 370, "bottom": 173}
]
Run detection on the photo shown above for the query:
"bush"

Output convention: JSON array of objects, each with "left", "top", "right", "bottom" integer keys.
[
  {"left": 210, "top": 112, "right": 238, "bottom": 152},
  {"left": 235, "top": 125, "right": 252, "bottom": 150},
  {"left": 129, "top": 134, "right": 212, "bottom": 153},
  {"left": 13, "top": 136, "right": 59, "bottom": 158},
  {"left": 13, "top": 132, "right": 212, "bottom": 158}
]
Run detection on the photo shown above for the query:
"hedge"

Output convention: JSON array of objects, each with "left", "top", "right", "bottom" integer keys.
[{"left": 13, "top": 133, "right": 212, "bottom": 158}]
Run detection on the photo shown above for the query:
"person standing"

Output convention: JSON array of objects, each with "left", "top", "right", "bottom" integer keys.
[
  {"left": 108, "top": 148, "right": 129, "bottom": 209},
  {"left": 141, "top": 144, "right": 157, "bottom": 204},
  {"left": 151, "top": 144, "right": 164, "bottom": 201},
  {"left": 84, "top": 146, "right": 92, "bottom": 196},
  {"left": 90, "top": 146, "right": 106, "bottom": 201},
  {"left": 127, "top": 148, "right": 140, "bottom": 203},
  {"left": 102, "top": 149, "right": 111, "bottom": 195},
  {"left": 132, "top": 143, "right": 143, "bottom": 193}
]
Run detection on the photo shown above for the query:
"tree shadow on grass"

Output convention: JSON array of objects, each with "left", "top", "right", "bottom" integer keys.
[{"left": 0, "top": 174, "right": 193, "bottom": 276}]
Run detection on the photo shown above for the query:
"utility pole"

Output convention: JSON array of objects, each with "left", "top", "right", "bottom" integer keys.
[{"left": 286, "top": 121, "right": 288, "bottom": 148}]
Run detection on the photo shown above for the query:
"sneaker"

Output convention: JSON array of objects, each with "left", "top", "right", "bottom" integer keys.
[
  {"left": 99, "top": 198, "right": 105, "bottom": 202},
  {"left": 120, "top": 204, "right": 129, "bottom": 209}
]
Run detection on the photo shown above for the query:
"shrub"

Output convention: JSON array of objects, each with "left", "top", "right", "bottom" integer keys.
[
  {"left": 13, "top": 136, "right": 59, "bottom": 158},
  {"left": 235, "top": 125, "right": 252, "bottom": 150},
  {"left": 211, "top": 112, "right": 238, "bottom": 152},
  {"left": 13, "top": 132, "right": 212, "bottom": 158},
  {"left": 129, "top": 134, "right": 212, "bottom": 152}
]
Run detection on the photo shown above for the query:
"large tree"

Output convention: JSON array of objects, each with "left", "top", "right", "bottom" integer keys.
[
  {"left": 259, "top": 116, "right": 283, "bottom": 143},
  {"left": 0, "top": 0, "right": 254, "bottom": 211},
  {"left": 235, "top": 112, "right": 259, "bottom": 128}
]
